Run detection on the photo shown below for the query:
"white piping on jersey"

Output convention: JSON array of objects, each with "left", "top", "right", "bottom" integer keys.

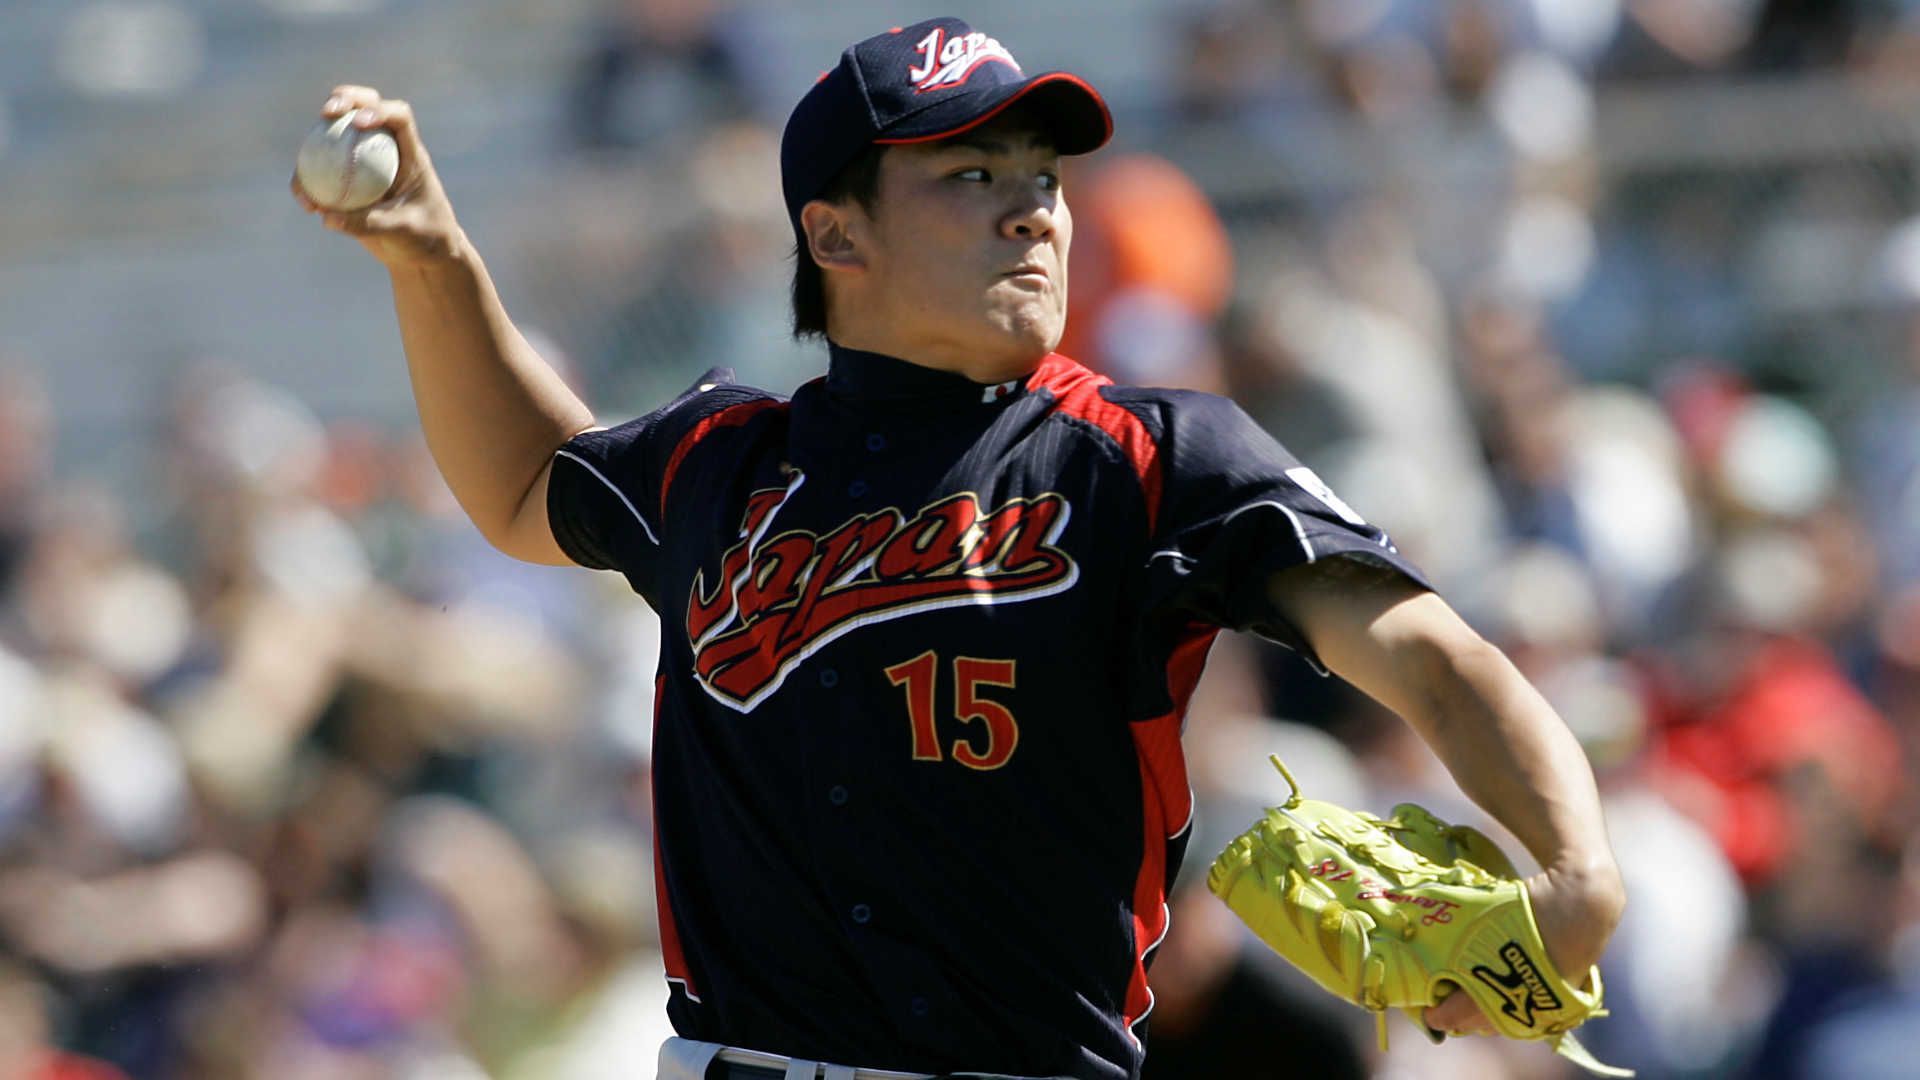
[
  {"left": 1145, "top": 500, "right": 1316, "bottom": 568},
  {"left": 1251, "top": 625, "right": 1331, "bottom": 675},
  {"left": 555, "top": 449, "right": 660, "bottom": 546},
  {"left": 1126, "top": 902, "right": 1173, "bottom": 1054},
  {"left": 1169, "top": 790, "right": 1196, "bottom": 841},
  {"left": 1149, "top": 503, "right": 1337, "bottom": 675},
  {"left": 667, "top": 975, "right": 702, "bottom": 1003},
  {"left": 694, "top": 499, "right": 1077, "bottom": 714},
  {"left": 1125, "top": 801, "right": 1196, "bottom": 1051}
]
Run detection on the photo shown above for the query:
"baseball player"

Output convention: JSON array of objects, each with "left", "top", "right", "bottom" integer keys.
[{"left": 294, "top": 17, "right": 1624, "bottom": 1080}]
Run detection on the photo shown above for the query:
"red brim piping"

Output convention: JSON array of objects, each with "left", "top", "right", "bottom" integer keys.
[{"left": 872, "top": 72, "right": 1113, "bottom": 153}]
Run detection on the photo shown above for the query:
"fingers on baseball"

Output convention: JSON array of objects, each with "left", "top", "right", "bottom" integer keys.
[
  {"left": 350, "top": 99, "right": 412, "bottom": 131},
  {"left": 324, "top": 84, "right": 382, "bottom": 117},
  {"left": 328, "top": 94, "right": 427, "bottom": 194},
  {"left": 290, "top": 174, "right": 320, "bottom": 213},
  {"left": 309, "top": 85, "right": 429, "bottom": 231},
  {"left": 318, "top": 88, "right": 417, "bottom": 143},
  {"left": 374, "top": 104, "right": 430, "bottom": 189}
]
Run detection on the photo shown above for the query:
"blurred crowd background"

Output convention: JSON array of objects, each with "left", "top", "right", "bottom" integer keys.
[{"left": 4, "top": 0, "right": 1920, "bottom": 1077}]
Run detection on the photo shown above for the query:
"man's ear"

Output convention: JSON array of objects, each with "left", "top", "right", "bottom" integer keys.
[{"left": 801, "top": 199, "right": 867, "bottom": 274}]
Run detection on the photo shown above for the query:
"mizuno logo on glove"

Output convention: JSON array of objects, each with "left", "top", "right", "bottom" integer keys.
[{"left": 1470, "top": 942, "right": 1565, "bottom": 1030}]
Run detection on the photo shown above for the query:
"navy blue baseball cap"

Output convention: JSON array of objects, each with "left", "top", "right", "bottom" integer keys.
[{"left": 780, "top": 17, "right": 1113, "bottom": 238}]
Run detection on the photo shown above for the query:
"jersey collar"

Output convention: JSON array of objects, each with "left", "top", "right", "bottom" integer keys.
[{"left": 825, "top": 342, "right": 1028, "bottom": 408}]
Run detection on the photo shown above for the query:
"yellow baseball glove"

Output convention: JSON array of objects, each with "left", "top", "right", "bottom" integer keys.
[{"left": 1206, "top": 757, "right": 1630, "bottom": 1077}]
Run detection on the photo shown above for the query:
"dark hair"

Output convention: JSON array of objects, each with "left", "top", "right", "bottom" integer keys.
[{"left": 791, "top": 144, "right": 888, "bottom": 341}]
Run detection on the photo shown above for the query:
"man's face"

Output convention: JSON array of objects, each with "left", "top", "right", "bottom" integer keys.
[{"left": 851, "top": 110, "right": 1071, "bottom": 367}]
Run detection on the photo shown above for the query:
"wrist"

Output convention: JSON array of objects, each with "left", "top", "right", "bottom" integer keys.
[
  {"left": 388, "top": 226, "right": 475, "bottom": 280},
  {"left": 1542, "top": 856, "right": 1626, "bottom": 921},
  {"left": 382, "top": 221, "right": 474, "bottom": 275}
]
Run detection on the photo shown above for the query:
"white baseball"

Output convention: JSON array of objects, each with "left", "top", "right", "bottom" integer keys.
[{"left": 295, "top": 109, "right": 400, "bottom": 212}]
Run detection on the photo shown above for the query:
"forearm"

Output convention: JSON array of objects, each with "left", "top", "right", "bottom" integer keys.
[
  {"left": 1399, "top": 626, "right": 1627, "bottom": 1002},
  {"left": 1278, "top": 569, "right": 1618, "bottom": 878},
  {"left": 1406, "top": 634, "right": 1616, "bottom": 877},
  {"left": 389, "top": 237, "right": 594, "bottom": 543}
]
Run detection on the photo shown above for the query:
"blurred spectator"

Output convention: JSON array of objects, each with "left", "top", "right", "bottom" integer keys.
[
  {"left": 567, "top": 0, "right": 765, "bottom": 153},
  {"left": 1239, "top": 209, "right": 1507, "bottom": 589},
  {"left": 1170, "top": 2, "right": 1302, "bottom": 125},
  {"left": 1217, "top": 296, "right": 1360, "bottom": 463},
  {"left": 1850, "top": 218, "right": 1920, "bottom": 589},
  {"left": 1437, "top": 0, "right": 1525, "bottom": 106},
  {"left": 1786, "top": 835, "right": 1920, "bottom": 1079},
  {"left": 1060, "top": 153, "right": 1234, "bottom": 385},
  {"left": 1644, "top": 549, "right": 1904, "bottom": 886},
  {"left": 1462, "top": 297, "right": 1696, "bottom": 631},
  {"left": 546, "top": 121, "right": 817, "bottom": 406},
  {"left": 1596, "top": 0, "right": 1758, "bottom": 82},
  {"left": 0, "top": 960, "right": 127, "bottom": 1079},
  {"left": 0, "top": 367, "right": 50, "bottom": 610},
  {"left": 1744, "top": 0, "right": 1865, "bottom": 73}
]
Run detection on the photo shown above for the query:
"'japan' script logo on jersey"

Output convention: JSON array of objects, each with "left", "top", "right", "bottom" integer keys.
[
  {"left": 686, "top": 471, "right": 1077, "bottom": 711},
  {"left": 908, "top": 26, "right": 1021, "bottom": 94}
]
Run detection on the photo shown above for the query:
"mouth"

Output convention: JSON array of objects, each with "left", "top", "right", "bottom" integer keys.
[{"left": 1001, "top": 265, "right": 1050, "bottom": 283}]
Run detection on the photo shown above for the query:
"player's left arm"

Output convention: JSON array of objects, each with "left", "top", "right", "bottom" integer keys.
[{"left": 1269, "top": 557, "right": 1626, "bottom": 1035}]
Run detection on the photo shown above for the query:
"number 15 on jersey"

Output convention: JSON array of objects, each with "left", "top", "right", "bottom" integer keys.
[{"left": 884, "top": 652, "right": 1019, "bottom": 770}]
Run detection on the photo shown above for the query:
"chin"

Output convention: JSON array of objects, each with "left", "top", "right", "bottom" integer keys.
[{"left": 983, "top": 304, "right": 1065, "bottom": 360}]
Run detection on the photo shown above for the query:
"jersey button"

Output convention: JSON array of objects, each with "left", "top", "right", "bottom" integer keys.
[
  {"left": 910, "top": 997, "right": 930, "bottom": 1018},
  {"left": 865, "top": 433, "right": 887, "bottom": 452},
  {"left": 847, "top": 480, "right": 869, "bottom": 498},
  {"left": 850, "top": 904, "right": 872, "bottom": 925},
  {"left": 828, "top": 785, "right": 849, "bottom": 806},
  {"left": 819, "top": 668, "right": 839, "bottom": 688}
]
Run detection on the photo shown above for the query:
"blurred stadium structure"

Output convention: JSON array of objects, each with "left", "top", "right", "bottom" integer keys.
[{"left": 6, "top": 1, "right": 1920, "bottom": 1078}]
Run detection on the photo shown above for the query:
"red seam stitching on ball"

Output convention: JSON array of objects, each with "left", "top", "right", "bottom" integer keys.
[{"left": 341, "top": 120, "right": 360, "bottom": 210}]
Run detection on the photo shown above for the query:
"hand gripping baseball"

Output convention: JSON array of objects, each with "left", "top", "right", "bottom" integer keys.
[
  {"left": 291, "top": 86, "right": 466, "bottom": 267},
  {"left": 1206, "top": 757, "right": 1632, "bottom": 1077}
]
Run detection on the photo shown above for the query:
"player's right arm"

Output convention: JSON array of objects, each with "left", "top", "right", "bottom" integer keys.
[{"left": 291, "top": 86, "right": 592, "bottom": 566}]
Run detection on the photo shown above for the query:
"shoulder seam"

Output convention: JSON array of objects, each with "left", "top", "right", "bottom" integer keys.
[{"left": 554, "top": 448, "right": 660, "bottom": 546}]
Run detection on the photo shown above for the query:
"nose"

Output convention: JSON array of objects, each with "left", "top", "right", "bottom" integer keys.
[{"left": 1001, "top": 191, "right": 1056, "bottom": 242}]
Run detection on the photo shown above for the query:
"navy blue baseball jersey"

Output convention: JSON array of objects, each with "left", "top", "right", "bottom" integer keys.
[{"left": 545, "top": 344, "right": 1429, "bottom": 1080}]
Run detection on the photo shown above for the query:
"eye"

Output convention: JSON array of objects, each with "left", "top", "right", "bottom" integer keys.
[
  {"left": 952, "top": 167, "right": 991, "bottom": 183},
  {"left": 1038, "top": 171, "right": 1061, "bottom": 192}
]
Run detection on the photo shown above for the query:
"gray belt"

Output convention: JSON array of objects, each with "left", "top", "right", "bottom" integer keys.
[
  {"left": 657, "top": 1037, "right": 1072, "bottom": 1080},
  {"left": 658, "top": 1038, "right": 934, "bottom": 1080}
]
